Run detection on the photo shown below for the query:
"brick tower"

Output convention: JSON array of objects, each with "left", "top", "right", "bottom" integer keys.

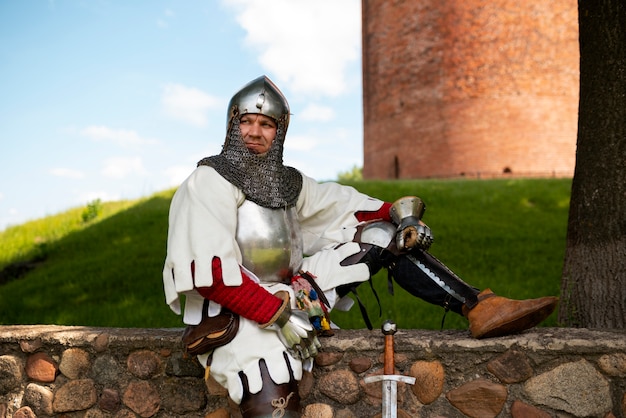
[{"left": 361, "top": 0, "right": 579, "bottom": 179}]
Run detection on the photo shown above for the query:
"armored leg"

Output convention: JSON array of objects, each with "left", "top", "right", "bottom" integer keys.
[
  {"left": 390, "top": 249, "right": 480, "bottom": 315},
  {"left": 343, "top": 221, "right": 558, "bottom": 338},
  {"left": 341, "top": 221, "right": 480, "bottom": 314},
  {"left": 238, "top": 356, "right": 301, "bottom": 418}
]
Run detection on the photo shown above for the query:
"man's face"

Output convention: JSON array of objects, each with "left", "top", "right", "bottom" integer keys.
[{"left": 239, "top": 113, "right": 277, "bottom": 155}]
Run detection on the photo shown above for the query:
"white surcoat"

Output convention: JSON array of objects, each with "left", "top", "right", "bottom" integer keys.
[{"left": 162, "top": 165, "right": 383, "bottom": 403}]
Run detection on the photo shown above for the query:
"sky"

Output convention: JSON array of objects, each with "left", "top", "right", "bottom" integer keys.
[{"left": 0, "top": 0, "right": 363, "bottom": 231}]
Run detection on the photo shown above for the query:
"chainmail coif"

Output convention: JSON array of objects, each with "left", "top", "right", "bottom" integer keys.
[{"left": 198, "top": 116, "right": 303, "bottom": 209}]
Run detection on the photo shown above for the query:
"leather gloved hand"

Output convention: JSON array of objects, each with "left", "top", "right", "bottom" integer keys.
[
  {"left": 397, "top": 221, "right": 434, "bottom": 251},
  {"left": 262, "top": 291, "right": 321, "bottom": 360},
  {"left": 390, "top": 196, "right": 433, "bottom": 251}
]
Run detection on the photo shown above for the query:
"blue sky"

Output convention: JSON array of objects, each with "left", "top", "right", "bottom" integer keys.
[{"left": 0, "top": 0, "right": 363, "bottom": 230}]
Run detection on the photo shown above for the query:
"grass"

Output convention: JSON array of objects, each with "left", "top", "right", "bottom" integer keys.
[{"left": 0, "top": 178, "right": 571, "bottom": 331}]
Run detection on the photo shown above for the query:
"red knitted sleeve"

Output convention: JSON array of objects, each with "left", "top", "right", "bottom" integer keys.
[
  {"left": 355, "top": 201, "right": 393, "bottom": 223},
  {"left": 193, "top": 258, "right": 283, "bottom": 324}
]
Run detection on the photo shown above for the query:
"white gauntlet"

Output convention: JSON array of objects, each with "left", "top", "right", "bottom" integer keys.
[
  {"left": 390, "top": 196, "right": 434, "bottom": 251},
  {"left": 261, "top": 291, "right": 321, "bottom": 360}
]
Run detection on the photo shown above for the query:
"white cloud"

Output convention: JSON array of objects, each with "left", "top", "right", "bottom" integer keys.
[
  {"left": 286, "top": 126, "right": 362, "bottom": 159},
  {"left": 77, "top": 191, "right": 120, "bottom": 205},
  {"left": 298, "top": 104, "right": 335, "bottom": 122},
  {"left": 283, "top": 134, "right": 318, "bottom": 152},
  {"left": 164, "top": 165, "right": 194, "bottom": 187},
  {"left": 80, "top": 126, "right": 157, "bottom": 148},
  {"left": 101, "top": 157, "right": 148, "bottom": 179},
  {"left": 223, "top": 0, "right": 361, "bottom": 97},
  {"left": 50, "top": 168, "right": 84, "bottom": 179},
  {"left": 161, "top": 83, "right": 220, "bottom": 126},
  {"left": 157, "top": 9, "right": 175, "bottom": 28},
  {"left": 0, "top": 192, "right": 3, "bottom": 201}
]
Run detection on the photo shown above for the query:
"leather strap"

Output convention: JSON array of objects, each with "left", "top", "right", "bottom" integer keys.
[{"left": 239, "top": 355, "right": 301, "bottom": 418}]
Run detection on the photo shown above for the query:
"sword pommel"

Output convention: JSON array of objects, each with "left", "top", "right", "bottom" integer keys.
[{"left": 382, "top": 319, "right": 397, "bottom": 335}]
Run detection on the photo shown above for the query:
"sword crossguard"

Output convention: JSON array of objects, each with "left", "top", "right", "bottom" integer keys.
[{"left": 363, "top": 374, "right": 416, "bottom": 385}]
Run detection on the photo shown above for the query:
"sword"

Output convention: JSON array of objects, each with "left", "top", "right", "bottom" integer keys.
[{"left": 364, "top": 320, "right": 416, "bottom": 418}]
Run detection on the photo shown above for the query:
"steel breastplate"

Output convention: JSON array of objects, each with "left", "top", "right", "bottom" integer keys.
[{"left": 235, "top": 200, "right": 303, "bottom": 284}]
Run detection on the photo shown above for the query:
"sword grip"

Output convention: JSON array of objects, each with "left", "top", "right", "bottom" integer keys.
[
  {"left": 384, "top": 334, "right": 394, "bottom": 375},
  {"left": 382, "top": 320, "right": 397, "bottom": 375}
]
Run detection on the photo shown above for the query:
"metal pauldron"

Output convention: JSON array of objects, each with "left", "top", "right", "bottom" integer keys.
[{"left": 235, "top": 200, "right": 303, "bottom": 284}]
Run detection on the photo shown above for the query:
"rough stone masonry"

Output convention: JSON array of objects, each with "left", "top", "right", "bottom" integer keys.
[{"left": 1, "top": 326, "right": 625, "bottom": 417}]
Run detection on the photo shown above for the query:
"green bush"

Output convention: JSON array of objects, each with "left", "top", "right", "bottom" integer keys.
[
  {"left": 81, "top": 199, "right": 103, "bottom": 223},
  {"left": 337, "top": 165, "right": 363, "bottom": 182}
]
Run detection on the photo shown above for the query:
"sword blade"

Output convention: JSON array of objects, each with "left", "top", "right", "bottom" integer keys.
[{"left": 382, "top": 379, "right": 398, "bottom": 418}]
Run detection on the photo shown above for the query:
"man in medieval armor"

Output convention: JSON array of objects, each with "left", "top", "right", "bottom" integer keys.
[{"left": 163, "top": 75, "right": 558, "bottom": 417}]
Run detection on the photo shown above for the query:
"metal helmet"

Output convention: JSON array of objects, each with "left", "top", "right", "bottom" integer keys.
[
  {"left": 197, "top": 75, "right": 302, "bottom": 209},
  {"left": 226, "top": 75, "right": 290, "bottom": 133}
]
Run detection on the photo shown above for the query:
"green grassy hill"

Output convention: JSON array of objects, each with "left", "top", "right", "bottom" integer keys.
[{"left": 0, "top": 178, "right": 571, "bottom": 331}]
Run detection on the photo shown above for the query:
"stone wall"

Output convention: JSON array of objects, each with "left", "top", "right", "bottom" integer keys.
[
  {"left": 361, "top": 0, "right": 579, "bottom": 180},
  {"left": 1, "top": 326, "right": 625, "bottom": 418}
]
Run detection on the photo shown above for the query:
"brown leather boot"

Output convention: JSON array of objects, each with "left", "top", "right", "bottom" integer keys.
[{"left": 462, "top": 289, "right": 558, "bottom": 339}]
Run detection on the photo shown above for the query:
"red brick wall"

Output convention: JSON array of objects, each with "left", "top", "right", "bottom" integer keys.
[{"left": 362, "top": 0, "right": 579, "bottom": 179}]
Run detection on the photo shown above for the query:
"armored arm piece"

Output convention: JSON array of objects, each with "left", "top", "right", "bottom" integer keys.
[
  {"left": 260, "top": 291, "right": 321, "bottom": 360},
  {"left": 390, "top": 196, "right": 434, "bottom": 251}
]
